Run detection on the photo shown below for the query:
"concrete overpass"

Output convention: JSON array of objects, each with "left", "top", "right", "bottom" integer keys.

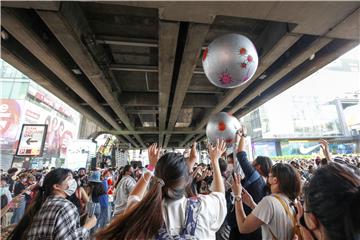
[{"left": 1, "top": 1, "right": 359, "bottom": 148}]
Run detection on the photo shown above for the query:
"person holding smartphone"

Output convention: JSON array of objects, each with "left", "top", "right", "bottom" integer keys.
[{"left": 8, "top": 168, "right": 96, "bottom": 240}]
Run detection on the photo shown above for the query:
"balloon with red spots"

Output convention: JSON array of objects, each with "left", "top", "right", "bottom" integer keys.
[
  {"left": 218, "top": 121, "right": 226, "bottom": 131},
  {"left": 202, "top": 34, "right": 258, "bottom": 88},
  {"left": 202, "top": 48, "right": 208, "bottom": 62},
  {"left": 206, "top": 112, "right": 241, "bottom": 147},
  {"left": 240, "top": 48, "right": 247, "bottom": 55}
]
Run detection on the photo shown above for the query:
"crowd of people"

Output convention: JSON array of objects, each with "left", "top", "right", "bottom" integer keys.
[{"left": 0, "top": 131, "right": 359, "bottom": 240}]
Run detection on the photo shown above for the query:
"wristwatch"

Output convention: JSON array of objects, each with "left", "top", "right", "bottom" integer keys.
[{"left": 234, "top": 195, "right": 242, "bottom": 202}]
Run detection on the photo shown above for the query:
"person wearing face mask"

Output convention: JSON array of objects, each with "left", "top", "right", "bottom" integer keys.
[
  {"left": 112, "top": 165, "right": 136, "bottom": 216},
  {"left": 67, "top": 175, "right": 89, "bottom": 225},
  {"left": 8, "top": 168, "right": 96, "bottom": 240},
  {"left": 232, "top": 163, "right": 301, "bottom": 240},
  {"left": 296, "top": 162, "right": 360, "bottom": 240}
]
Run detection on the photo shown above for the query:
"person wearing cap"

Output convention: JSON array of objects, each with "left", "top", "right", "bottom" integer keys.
[{"left": 85, "top": 171, "right": 106, "bottom": 233}]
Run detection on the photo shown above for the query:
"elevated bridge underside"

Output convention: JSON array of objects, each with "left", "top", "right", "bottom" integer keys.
[{"left": 1, "top": 1, "right": 359, "bottom": 148}]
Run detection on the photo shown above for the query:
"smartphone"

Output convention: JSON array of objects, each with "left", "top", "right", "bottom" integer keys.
[{"left": 87, "top": 202, "right": 96, "bottom": 217}]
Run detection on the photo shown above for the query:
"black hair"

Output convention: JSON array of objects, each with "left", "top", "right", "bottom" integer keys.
[
  {"left": 96, "top": 152, "right": 190, "bottom": 239},
  {"left": 218, "top": 158, "right": 227, "bottom": 176},
  {"left": 7, "top": 167, "right": 18, "bottom": 175},
  {"left": 87, "top": 181, "right": 106, "bottom": 198},
  {"left": 114, "top": 165, "right": 132, "bottom": 189},
  {"left": 304, "top": 163, "right": 360, "bottom": 240},
  {"left": 254, "top": 156, "right": 273, "bottom": 177},
  {"left": 271, "top": 163, "right": 301, "bottom": 201},
  {"left": 9, "top": 168, "right": 72, "bottom": 240}
]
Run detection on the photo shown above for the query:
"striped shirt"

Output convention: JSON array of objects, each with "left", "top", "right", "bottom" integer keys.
[
  {"left": 25, "top": 196, "right": 90, "bottom": 240},
  {"left": 113, "top": 175, "right": 136, "bottom": 215}
]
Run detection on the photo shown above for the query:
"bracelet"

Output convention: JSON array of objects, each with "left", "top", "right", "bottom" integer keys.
[{"left": 146, "top": 164, "right": 155, "bottom": 172}]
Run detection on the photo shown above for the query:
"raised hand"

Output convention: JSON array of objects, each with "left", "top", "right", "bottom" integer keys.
[
  {"left": 242, "top": 188, "right": 256, "bottom": 209},
  {"left": 188, "top": 142, "right": 198, "bottom": 169},
  {"left": 231, "top": 173, "right": 242, "bottom": 196},
  {"left": 148, "top": 143, "right": 161, "bottom": 167},
  {"left": 208, "top": 139, "right": 227, "bottom": 163},
  {"left": 319, "top": 139, "right": 331, "bottom": 161}
]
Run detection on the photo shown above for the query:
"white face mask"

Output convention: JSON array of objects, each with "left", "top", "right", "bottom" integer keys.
[{"left": 64, "top": 179, "right": 77, "bottom": 196}]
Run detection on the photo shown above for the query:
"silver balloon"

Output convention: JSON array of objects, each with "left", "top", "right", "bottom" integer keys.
[
  {"left": 202, "top": 33, "right": 258, "bottom": 88},
  {"left": 206, "top": 112, "right": 241, "bottom": 147}
]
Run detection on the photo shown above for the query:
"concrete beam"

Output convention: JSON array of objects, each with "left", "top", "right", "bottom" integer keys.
[
  {"left": 108, "top": 2, "right": 359, "bottom": 39},
  {"left": 127, "top": 109, "right": 158, "bottom": 114},
  {"left": 164, "top": 23, "right": 210, "bottom": 148},
  {"left": 37, "top": 4, "right": 146, "bottom": 148},
  {"left": 179, "top": 33, "right": 302, "bottom": 147},
  {"left": 96, "top": 35, "right": 158, "bottom": 47},
  {"left": 158, "top": 21, "right": 180, "bottom": 146},
  {"left": 109, "top": 64, "right": 204, "bottom": 74},
  {"left": 1, "top": 1, "right": 61, "bottom": 11},
  {"left": 109, "top": 64, "right": 158, "bottom": 73},
  {"left": 109, "top": 128, "right": 205, "bottom": 135},
  {"left": 0, "top": 8, "right": 125, "bottom": 135},
  {"left": 118, "top": 92, "right": 218, "bottom": 108}
]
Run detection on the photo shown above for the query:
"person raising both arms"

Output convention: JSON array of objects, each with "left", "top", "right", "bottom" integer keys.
[{"left": 96, "top": 140, "right": 228, "bottom": 240}]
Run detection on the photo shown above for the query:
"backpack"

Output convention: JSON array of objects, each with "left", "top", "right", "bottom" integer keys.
[
  {"left": 155, "top": 197, "right": 201, "bottom": 240},
  {"left": 269, "top": 194, "right": 303, "bottom": 240}
]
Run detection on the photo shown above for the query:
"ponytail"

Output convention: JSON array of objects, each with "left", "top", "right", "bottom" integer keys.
[
  {"left": 8, "top": 168, "right": 72, "bottom": 240},
  {"left": 96, "top": 177, "right": 164, "bottom": 239}
]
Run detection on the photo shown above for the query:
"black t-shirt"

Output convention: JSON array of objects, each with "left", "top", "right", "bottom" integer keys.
[
  {"left": 6, "top": 177, "right": 15, "bottom": 193},
  {"left": 227, "top": 151, "right": 267, "bottom": 240},
  {"left": 1, "top": 194, "right": 8, "bottom": 209},
  {"left": 13, "top": 181, "right": 26, "bottom": 196}
]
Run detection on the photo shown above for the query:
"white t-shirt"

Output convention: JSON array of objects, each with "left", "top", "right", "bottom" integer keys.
[
  {"left": 128, "top": 192, "right": 227, "bottom": 239},
  {"left": 252, "top": 194, "right": 294, "bottom": 240}
]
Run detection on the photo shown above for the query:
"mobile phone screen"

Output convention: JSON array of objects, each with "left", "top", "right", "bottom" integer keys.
[{"left": 87, "top": 202, "right": 96, "bottom": 217}]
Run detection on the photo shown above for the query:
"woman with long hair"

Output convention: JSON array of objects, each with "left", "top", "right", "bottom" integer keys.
[
  {"left": 8, "top": 168, "right": 96, "bottom": 240},
  {"left": 85, "top": 171, "right": 106, "bottom": 232},
  {"left": 96, "top": 140, "right": 228, "bottom": 240},
  {"left": 113, "top": 164, "right": 136, "bottom": 216},
  {"left": 297, "top": 162, "right": 360, "bottom": 240},
  {"left": 232, "top": 163, "right": 301, "bottom": 240},
  {"left": 67, "top": 175, "right": 89, "bottom": 225}
]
